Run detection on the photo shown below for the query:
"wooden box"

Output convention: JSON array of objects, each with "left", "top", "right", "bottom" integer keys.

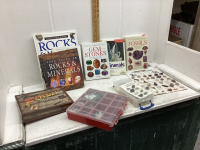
[{"left": 15, "top": 87, "right": 73, "bottom": 123}]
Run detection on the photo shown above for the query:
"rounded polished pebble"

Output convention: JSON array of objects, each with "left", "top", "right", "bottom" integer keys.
[
  {"left": 138, "top": 76, "right": 141, "bottom": 78},
  {"left": 141, "top": 85, "right": 145, "bottom": 88},
  {"left": 143, "top": 75, "right": 147, "bottom": 77},
  {"left": 157, "top": 76, "right": 161, "bottom": 78},
  {"left": 156, "top": 91, "right": 159, "bottom": 93},
  {"left": 170, "top": 83, "right": 174, "bottom": 87},
  {"left": 152, "top": 87, "right": 156, "bottom": 89},
  {"left": 180, "top": 86, "right": 185, "bottom": 88},
  {"left": 163, "top": 75, "right": 167, "bottom": 78},
  {"left": 138, "top": 94, "right": 143, "bottom": 97},
  {"left": 144, "top": 81, "right": 148, "bottom": 83},
  {"left": 167, "top": 78, "right": 171, "bottom": 80},
  {"left": 154, "top": 82, "right": 158, "bottom": 86},
  {"left": 145, "top": 87, "right": 149, "bottom": 90},
  {"left": 132, "top": 76, "right": 135, "bottom": 79},
  {"left": 159, "top": 73, "right": 163, "bottom": 75},
  {"left": 144, "top": 92, "right": 148, "bottom": 95},
  {"left": 134, "top": 79, "right": 139, "bottom": 82},
  {"left": 151, "top": 77, "right": 155, "bottom": 79},
  {"left": 160, "top": 78, "right": 164, "bottom": 80},
  {"left": 155, "top": 74, "right": 158, "bottom": 76},
  {"left": 175, "top": 83, "right": 179, "bottom": 86},
  {"left": 132, "top": 85, "right": 135, "bottom": 88},
  {"left": 159, "top": 81, "right": 163, "bottom": 84},
  {"left": 148, "top": 75, "right": 152, "bottom": 77},
  {"left": 162, "top": 85, "right": 168, "bottom": 87},
  {"left": 171, "top": 80, "right": 176, "bottom": 82},
  {"left": 127, "top": 88, "right": 130, "bottom": 90},
  {"left": 168, "top": 88, "right": 172, "bottom": 91},
  {"left": 174, "top": 88, "right": 178, "bottom": 90},
  {"left": 147, "top": 83, "right": 151, "bottom": 86},
  {"left": 135, "top": 87, "right": 139, "bottom": 90},
  {"left": 140, "top": 90, "right": 143, "bottom": 92},
  {"left": 141, "top": 78, "right": 144, "bottom": 81},
  {"left": 146, "top": 77, "right": 150, "bottom": 80},
  {"left": 130, "top": 89, "right": 135, "bottom": 92}
]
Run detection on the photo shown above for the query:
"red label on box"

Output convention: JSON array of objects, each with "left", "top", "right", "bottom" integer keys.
[{"left": 114, "top": 39, "right": 125, "bottom": 43}]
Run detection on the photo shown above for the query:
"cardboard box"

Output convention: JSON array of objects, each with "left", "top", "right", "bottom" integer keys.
[
  {"left": 170, "top": 19, "right": 193, "bottom": 47},
  {"left": 168, "top": 33, "right": 182, "bottom": 45}
]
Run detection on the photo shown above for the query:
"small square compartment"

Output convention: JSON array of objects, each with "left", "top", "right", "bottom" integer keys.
[
  {"left": 116, "top": 102, "right": 125, "bottom": 108},
  {"left": 105, "top": 93, "right": 116, "bottom": 99},
  {"left": 106, "top": 107, "right": 115, "bottom": 114},
  {"left": 115, "top": 95, "right": 123, "bottom": 101},
  {"left": 78, "top": 107, "right": 92, "bottom": 116},
  {"left": 69, "top": 105, "right": 81, "bottom": 113},
  {"left": 76, "top": 99, "right": 87, "bottom": 106},
  {"left": 95, "top": 104, "right": 107, "bottom": 111},
  {"left": 90, "top": 110, "right": 103, "bottom": 119},
  {"left": 100, "top": 98, "right": 112, "bottom": 105},
  {"left": 85, "top": 101, "right": 97, "bottom": 109},
  {"left": 112, "top": 108, "right": 122, "bottom": 115},
  {"left": 111, "top": 101, "right": 119, "bottom": 107},
  {"left": 101, "top": 113, "right": 116, "bottom": 123}
]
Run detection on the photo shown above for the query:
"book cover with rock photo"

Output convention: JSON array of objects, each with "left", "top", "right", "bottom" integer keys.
[
  {"left": 15, "top": 87, "right": 74, "bottom": 123},
  {"left": 38, "top": 48, "right": 84, "bottom": 91},
  {"left": 102, "top": 39, "right": 126, "bottom": 75},
  {"left": 82, "top": 42, "right": 110, "bottom": 80},
  {"left": 125, "top": 36, "right": 148, "bottom": 70}
]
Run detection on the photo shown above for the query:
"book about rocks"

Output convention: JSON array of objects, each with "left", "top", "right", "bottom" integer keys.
[
  {"left": 38, "top": 48, "right": 84, "bottom": 91},
  {"left": 82, "top": 42, "right": 110, "bottom": 80},
  {"left": 52, "top": 46, "right": 83, "bottom": 71},
  {"left": 102, "top": 39, "right": 126, "bottom": 76},
  {"left": 33, "top": 31, "right": 78, "bottom": 55},
  {"left": 15, "top": 87, "right": 74, "bottom": 123},
  {"left": 125, "top": 36, "right": 148, "bottom": 70}
]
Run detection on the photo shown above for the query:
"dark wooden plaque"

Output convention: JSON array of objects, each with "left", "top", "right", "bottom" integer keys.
[
  {"left": 38, "top": 48, "right": 84, "bottom": 91},
  {"left": 15, "top": 87, "right": 73, "bottom": 123}
]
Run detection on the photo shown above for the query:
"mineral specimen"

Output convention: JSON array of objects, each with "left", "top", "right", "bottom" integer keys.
[{"left": 133, "top": 50, "right": 143, "bottom": 60}]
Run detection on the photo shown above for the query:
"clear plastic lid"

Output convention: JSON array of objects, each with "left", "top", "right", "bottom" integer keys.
[{"left": 67, "top": 88, "right": 128, "bottom": 127}]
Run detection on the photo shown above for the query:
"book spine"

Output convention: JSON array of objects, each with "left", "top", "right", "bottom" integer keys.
[{"left": 39, "top": 59, "right": 48, "bottom": 86}]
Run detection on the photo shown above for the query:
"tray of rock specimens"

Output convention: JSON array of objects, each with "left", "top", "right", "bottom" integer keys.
[
  {"left": 67, "top": 88, "right": 128, "bottom": 131},
  {"left": 126, "top": 69, "right": 187, "bottom": 95}
]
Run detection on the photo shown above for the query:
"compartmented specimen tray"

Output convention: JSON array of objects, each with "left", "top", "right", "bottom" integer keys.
[
  {"left": 67, "top": 88, "right": 128, "bottom": 130},
  {"left": 126, "top": 68, "right": 187, "bottom": 95}
]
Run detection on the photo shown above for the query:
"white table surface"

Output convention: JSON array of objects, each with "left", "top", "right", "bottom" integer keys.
[{"left": 22, "top": 64, "right": 200, "bottom": 146}]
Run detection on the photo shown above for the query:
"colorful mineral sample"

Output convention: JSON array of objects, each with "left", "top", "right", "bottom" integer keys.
[
  {"left": 101, "top": 64, "right": 108, "bottom": 69},
  {"left": 128, "top": 65, "right": 133, "bottom": 70},
  {"left": 86, "top": 60, "right": 92, "bottom": 65},
  {"left": 88, "top": 72, "right": 94, "bottom": 77},
  {"left": 87, "top": 66, "right": 94, "bottom": 70},
  {"left": 127, "top": 47, "right": 133, "bottom": 51},
  {"left": 95, "top": 69, "right": 100, "bottom": 75},
  {"left": 128, "top": 58, "right": 132, "bottom": 64},
  {"left": 133, "top": 50, "right": 143, "bottom": 60},
  {"left": 102, "top": 71, "right": 108, "bottom": 75},
  {"left": 93, "top": 59, "right": 101, "bottom": 68}
]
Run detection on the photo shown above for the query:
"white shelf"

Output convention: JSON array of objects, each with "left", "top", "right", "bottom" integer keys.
[{"left": 23, "top": 64, "right": 200, "bottom": 146}]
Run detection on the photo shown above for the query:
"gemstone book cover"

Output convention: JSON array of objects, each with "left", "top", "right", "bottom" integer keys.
[
  {"left": 82, "top": 42, "right": 111, "bottom": 80},
  {"left": 125, "top": 36, "right": 148, "bottom": 70},
  {"left": 33, "top": 31, "right": 78, "bottom": 55},
  {"left": 102, "top": 39, "right": 126, "bottom": 76},
  {"left": 15, "top": 87, "right": 74, "bottom": 123},
  {"left": 38, "top": 48, "right": 84, "bottom": 91}
]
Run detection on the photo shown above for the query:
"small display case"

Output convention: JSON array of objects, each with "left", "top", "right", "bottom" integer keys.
[{"left": 67, "top": 88, "right": 128, "bottom": 131}]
